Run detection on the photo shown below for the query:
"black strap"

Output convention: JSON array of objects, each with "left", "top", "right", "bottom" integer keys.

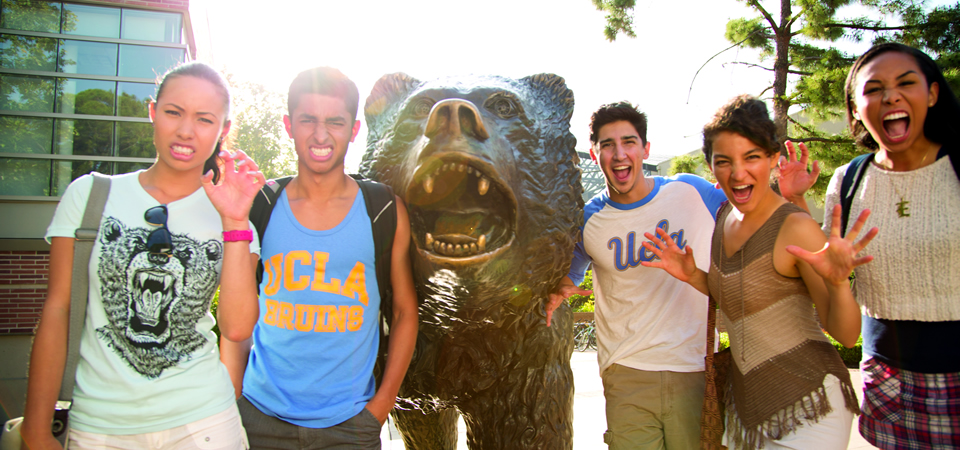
[
  {"left": 839, "top": 153, "right": 873, "bottom": 237},
  {"left": 62, "top": 173, "right": 110, "bottom": 402},
  {"left": 252, "top": 176, "right": 294, "bottom": 284},
  {"left": 351, "top": 175, "right": 397, "bottom": 366}
]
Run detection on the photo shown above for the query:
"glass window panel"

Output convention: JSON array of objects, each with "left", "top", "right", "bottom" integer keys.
[
  {"left": 0, "top": 115, "right": 53, "bottom": 154},
  {"left": 116, "top": 161, "right": 150, "bottom": 174},
  {"left": 0, "top": 0, "right": 60, "bottom": 33},
  {"left": 117, "top": 81, "right": 153, "bottom": 117},
  {"left": 121, "top": 9, "right": 181, "bottom": 43},
  {"left": 118, "top": 44, "right": 182, "bottom": 79},
  {"left": 51, "top": 159, "right": 108, "bottom": 195},
  {"left": 0, "top": 74, "right": 54, "bottom": 112},
  {"left": 59, "top": 40, "right": 117, "bottom": 76},
  {"left": 117, "top": 121, "right": 153, "bottom": 158},
  {"left": 57, "top": 78, "right": 115, "bottom": 115},
  {"left": 62, "top": 4, "right": 119, "bottom": 38},
  {"left": 0, "top": 157, "right": 50, "bottom": 195},
  {"left": 0, "top": 34, "right": 58, "bottom": 71},
  {"left": 56, "top": 118, "right": 112, "bottom": 156}
]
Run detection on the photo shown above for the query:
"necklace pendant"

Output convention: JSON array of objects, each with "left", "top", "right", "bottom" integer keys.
[{"left": 896, "top": 198, "right": 911, "bottom": 218}]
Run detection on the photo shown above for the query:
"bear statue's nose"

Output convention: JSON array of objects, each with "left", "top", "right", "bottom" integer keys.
[{"left": 424, "top": 99, "right": 490, "bottom": 142}]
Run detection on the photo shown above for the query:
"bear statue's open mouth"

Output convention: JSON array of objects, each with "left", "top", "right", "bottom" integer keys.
[{"left": 405, "top": 154, "right": 517, "bottom": 264}]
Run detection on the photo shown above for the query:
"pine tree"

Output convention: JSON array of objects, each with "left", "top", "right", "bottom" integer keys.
[{"left": 593, "top": 0, "right": 959, "bottom": 200}]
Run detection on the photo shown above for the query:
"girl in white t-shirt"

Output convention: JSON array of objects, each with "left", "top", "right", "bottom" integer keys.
[{"left": 21, "top": 62, "right": 265, "bottom": 449}]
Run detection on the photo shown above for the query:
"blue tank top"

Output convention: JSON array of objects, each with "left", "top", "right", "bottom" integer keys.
[{"left": 243, "top": 188, "right": 380, "bottom": 428}]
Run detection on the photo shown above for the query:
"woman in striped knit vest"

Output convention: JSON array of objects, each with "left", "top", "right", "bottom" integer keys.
[{"left": 643, "top": 95, "right": 878, "bottom": 448}]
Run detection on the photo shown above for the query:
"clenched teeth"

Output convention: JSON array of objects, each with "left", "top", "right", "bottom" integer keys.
[
  {"left": 171, "top": 145, "right": 193, "bottom": 155},
  {"left": 311, "top": 147, "right": 332, "bottom": 157}
]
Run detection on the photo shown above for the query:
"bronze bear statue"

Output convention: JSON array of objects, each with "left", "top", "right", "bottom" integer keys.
[{"left": 361, "top": 73, "right": 583, "bottom": 449}]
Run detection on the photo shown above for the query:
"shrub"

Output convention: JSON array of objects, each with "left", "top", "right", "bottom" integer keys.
[
  {"left": 569, "top": 270, "right": 595, "bottom": 312},
  {"left": 210, "top": 288, "right": 221, "bottom": 340}
]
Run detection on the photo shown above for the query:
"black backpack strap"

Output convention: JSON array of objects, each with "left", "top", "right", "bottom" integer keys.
[
  {"left": 351, "top": 174, "right": 398, "bottom": 370},
  {"left": 252, "top": 176, "right": 294, "bottom": 284},
  {"left": 839, "top": 153, "right": 873, "bottom": 237},
  {"left": 942, "top": 143, "right": 960, "bottom": 182}
]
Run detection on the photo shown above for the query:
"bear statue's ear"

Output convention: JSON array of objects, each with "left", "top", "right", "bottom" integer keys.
[
  {"left": 520, "top": 73, "right": 575, "bottom": 124},
  {"left": 364, "top": 73, "right": 422, "bottom": 141},
  {"left": 365, "top": 73, "right": 421, "bottom": 119}
]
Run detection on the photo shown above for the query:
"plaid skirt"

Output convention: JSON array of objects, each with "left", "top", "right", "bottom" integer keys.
[{"left": 860, "top": 357, "right": 960, "bottom": 449}]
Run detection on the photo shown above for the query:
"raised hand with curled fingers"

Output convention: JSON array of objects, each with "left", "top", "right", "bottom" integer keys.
[
  {"left": 777, "top": 140, "right": 821, "bottom": 205},
  {"left": 202, "top": 149, "right": 267, "bottom": 226},
  {"left": 786, "top": 204, "right": 879, "bottom": 286},
  {"left": 640, "top": 228, "right": 709, "bottom": 295}
]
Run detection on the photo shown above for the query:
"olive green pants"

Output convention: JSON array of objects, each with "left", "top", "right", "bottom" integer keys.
[{"left": 601, "top": 364, "right": 705, "bottom": 450}]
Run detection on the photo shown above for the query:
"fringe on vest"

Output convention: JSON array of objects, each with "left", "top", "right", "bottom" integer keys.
[{"left": 725, "top": 378, "right": 860, "bottom": 449}]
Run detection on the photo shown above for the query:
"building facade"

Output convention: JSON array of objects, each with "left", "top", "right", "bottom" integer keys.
[{"left": 0, "top": 0, "right": 197, "bottom": 423}]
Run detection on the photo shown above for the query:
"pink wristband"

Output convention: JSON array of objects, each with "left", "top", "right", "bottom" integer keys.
[{"left": 222, "top": 230, "right": 253, "bottom": 242}]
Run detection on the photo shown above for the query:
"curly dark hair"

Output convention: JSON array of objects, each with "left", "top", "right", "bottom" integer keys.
[
  {"left": 287, "top": 67, "right": 359, "bottom": 122},
  {"left": 588, "top": 101, "right": 647, "bottom": 145},
  {"left": 845, "top": 42, "right": 960, "bottom": 150},
  {"left": 702, "top": 95, "right": 778, "bottom": 163}
]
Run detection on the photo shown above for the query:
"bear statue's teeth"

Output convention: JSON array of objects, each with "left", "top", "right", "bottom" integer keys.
[
  {"left": 478, "top": 177, "right": 490, "bottom": 196},
  {"left": 457, "top": 164, "right": 466, "bottom": 172},
  {"left": 428, "top": 234, "right": 489, "bottom": 256},
  {"left": 423, "top": 176, "right": 434, "bottom": 194}
]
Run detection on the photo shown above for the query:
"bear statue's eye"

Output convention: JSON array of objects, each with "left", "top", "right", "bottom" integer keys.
[
  {"left": 483, "top": 93, "right": 521, "bottom": 119},
  {"left": 409, "top": 97, "right": 436, "bottom": 119}
]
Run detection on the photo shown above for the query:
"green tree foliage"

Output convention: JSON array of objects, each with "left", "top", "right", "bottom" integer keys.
[
  {"left": 594, "top": 0, "right": 960, "bottom": 202},
  {"left": 569, "top": 270, "right": 596, "bottom": 312},
  {"left": 225, "top": 74, "right": 297, "bottom": 180},
  {"left": 593, "top": 0, "right": 638, "bottom": 41},
  {"left": 668, "top": 153, "right": 717, "bottom": 182}
]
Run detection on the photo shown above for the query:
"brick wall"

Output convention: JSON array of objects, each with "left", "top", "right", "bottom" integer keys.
[{"left": 0, "top": 251, "right": 50, "bottom": 334}]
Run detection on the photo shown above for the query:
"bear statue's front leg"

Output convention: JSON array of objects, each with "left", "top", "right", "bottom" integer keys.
[
  {"left": 459, "top": 356, "right": 574, "bottom": 450},
  {"left": 454, "top": 308, "right": 575, "bottom": 450},
  {"left": 393, "top": 407, "right": 460, "bottom": 450}
]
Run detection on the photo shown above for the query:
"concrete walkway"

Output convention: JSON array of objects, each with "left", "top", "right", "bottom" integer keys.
[{"left": 381, "top": 350, "right": 876, "bottom": 449}]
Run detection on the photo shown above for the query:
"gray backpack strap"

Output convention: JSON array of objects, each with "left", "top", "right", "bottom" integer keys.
[{"left": 60, "top": 173, "right": 110, "bottom": 402}]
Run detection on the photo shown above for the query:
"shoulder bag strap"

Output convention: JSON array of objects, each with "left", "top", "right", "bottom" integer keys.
[{"left": 60, "top": 173, "right": 110, "bottom": 402}]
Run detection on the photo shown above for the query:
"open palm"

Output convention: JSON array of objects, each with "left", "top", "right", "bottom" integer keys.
[{"left": 786, "top": 205, "right": 878, "bottom": 286}]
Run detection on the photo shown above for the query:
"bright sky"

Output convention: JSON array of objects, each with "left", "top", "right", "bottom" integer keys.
[{"left": 188, "top": 0, "right": 950, "bottom": 171}]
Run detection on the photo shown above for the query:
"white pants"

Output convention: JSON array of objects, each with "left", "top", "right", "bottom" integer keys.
[
  {"left": 725, "top": 374, "right": 854, "bottom": 449},
  {"left": 68, "top": 404, "right": 248, "bottom": 450}
]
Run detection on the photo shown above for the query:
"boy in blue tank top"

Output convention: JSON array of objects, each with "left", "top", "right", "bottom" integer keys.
[{"left": 220, "top": 67, "right": 419, "bottom": 449}]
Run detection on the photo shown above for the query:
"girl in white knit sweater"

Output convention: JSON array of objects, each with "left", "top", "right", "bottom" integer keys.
[{"left": 825, "top": 42, "right": 960, "bottom": 450}]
